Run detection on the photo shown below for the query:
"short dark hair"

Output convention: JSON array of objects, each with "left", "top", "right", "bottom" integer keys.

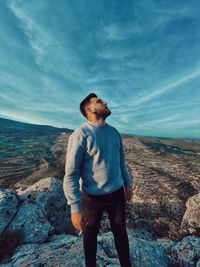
[{"left": 80, "top": 93, "right": 97, "bottom": 118}]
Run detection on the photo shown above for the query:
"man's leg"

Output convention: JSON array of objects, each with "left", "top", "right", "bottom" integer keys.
[
  {"left": 106, "top": 187, "right": 132, "bottom": 267},
  {"left": 82, "top": 195, "right": 104, "bottom": 267}
]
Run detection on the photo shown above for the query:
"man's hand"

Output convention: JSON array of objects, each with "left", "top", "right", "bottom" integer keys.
[
  {"left": 124, "top": 186, "right": 133, "bottom": 202},
  {"left": 71, "top": 211, "right": 88, "bottom": 232}
]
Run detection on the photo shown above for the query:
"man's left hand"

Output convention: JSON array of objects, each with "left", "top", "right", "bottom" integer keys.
[{"left": 124, "top": 187, "right": 133, "bottom": 202}]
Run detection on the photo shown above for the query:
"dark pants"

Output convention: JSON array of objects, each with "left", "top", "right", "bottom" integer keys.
[{"left": 81, "top": 186, "right": 132, "bottom": 267}]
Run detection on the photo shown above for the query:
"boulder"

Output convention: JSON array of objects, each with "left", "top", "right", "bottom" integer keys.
[
  {"left": 180, "top": 193, "right": 200, "bottom": 236},
  {"left": 165, "top": 236, "right": 200, "bottom": 267},
  {"left": 6, "top": 177, "right": 74, "bottom": 244}
]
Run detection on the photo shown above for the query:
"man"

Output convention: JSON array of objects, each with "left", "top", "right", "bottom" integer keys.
[{"left": 63, "top": 93, "right": 133, "bottom": 267}]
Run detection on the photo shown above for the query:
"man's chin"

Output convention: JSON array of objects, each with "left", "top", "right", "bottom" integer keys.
[{"left": 104, "top": 110, "right": 111, "bottom": 118}]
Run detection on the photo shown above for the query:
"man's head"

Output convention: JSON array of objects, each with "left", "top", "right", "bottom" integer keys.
[{"left": 80, "top": 93, "right": 111, "bottom": 120}]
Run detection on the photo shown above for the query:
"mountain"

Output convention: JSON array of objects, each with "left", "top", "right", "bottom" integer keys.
[{"left": 0, "top": 117, "right": 72, "bottom": 133}]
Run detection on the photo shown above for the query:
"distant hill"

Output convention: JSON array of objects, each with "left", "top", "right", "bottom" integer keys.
[
  {"left": 0, "top": 117, "right": 73, "bottom": 133},
  {"left": 0, "top": 117, "right": 74, "bottom": 189}
]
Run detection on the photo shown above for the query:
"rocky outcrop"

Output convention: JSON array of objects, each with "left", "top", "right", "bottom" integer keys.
[
  {"left": 0, "top": 177, "right": 74, "bottom": 246},
  {"left": 180, "top": 193, "right": 200, "bottom": 236},
  {"left": 98, "top": 231, "right": 171, "bottom": 267},
  {"left": 1, "top": 177, "right": 200, "bottom": 266},
  {"left": 165, "top": 236, "right": 200, "bottom": 266},
  {"left": 1, "top": 230, "right": 200, "bottom": 267},
  {"left": 0, "top": 232, "right": 172, "bottom": 267}
]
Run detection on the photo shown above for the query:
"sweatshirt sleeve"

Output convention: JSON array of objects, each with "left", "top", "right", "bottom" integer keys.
[
  {"left": 119, "top": 133, "right": 133, "bottom": 188},
  {"left": 63, "top": 129, "right": 85, "bottom": 213}
]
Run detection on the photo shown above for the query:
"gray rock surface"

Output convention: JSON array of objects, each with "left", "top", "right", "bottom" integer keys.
[
  {"left": 0, "top": 233, "right": 120, "bottom": 266},
  {"left": 0, "top": 232, "right": 172, "bottom": 267},
  {"left": 3, "top": 232, "right": 199, "bottom": 267},
  {"left": 0, "top": 189, "right": 18, "bottom": 235},
  {"left": 17, "top": 177, "right": 74, "bottom": 235},
  {"left": 98, "top": 231, "right": 171, "bottom": 267},
  {"left": 2, "top": 177, "right": 74, "bottom": 245},
  {"left": 165, "top": 236, "right": 200, "bottom": 267},
  {"left": 180, "top": 193, "right": 200, "bottom": 236}
]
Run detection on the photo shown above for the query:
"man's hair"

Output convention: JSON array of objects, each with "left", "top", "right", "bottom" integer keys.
[{"left": 80, "top": 93, "right": 97, "bottom": 118}]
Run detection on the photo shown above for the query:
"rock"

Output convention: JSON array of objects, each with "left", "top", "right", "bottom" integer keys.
[
  {"left": 0, "top": 189, "right": 18, "bottom": 235},
  {"left": 1, "top": 229, "right": 200, "bottom": 267},
  {"left": 7, "top": 199, "right": 52, "bottom": 244},
  {"left": 97, "top": 231, "right": 171, "bottom": 267},
  {"left": 180, "top": 193, "right": 200, "bottom": 236},
  {"left": 17, "top": 176, "right": 74, "bottom": 235},
  {"left": 7, "top": 177, "right": 74, "bottom": 245},
  {"left": 0, "top": 233, "right": 119, "bottom": 266},
  {"left": 165, "top": 236, "right": 200, "bottom": 267},
  {"left": 129, "top": 237, "right": 171, "bottom": 267}
]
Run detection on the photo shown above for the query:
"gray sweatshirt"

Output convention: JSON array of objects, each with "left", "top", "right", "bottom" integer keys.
[{"left": 63, "top": 121, "right": 133, "bottom": 213}]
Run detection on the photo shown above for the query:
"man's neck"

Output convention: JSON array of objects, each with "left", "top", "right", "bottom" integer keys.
[{"left": 87, "top": 118, "right": 106, "bottom": 127}]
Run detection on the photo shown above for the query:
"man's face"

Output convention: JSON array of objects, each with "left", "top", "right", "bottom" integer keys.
[{"left": 87, "top": 97, "right": 111, "bottom": 119}]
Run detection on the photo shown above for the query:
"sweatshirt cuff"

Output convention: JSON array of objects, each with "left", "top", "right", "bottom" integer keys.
[
  {"left": 124, "top": 177, "right": 133, "bottom": 188},
  {"left": 71, "top": 201, "right": 82, "bottom": 213}
]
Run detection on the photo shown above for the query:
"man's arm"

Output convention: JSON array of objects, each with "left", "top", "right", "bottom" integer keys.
[
  {"left": 119, "top": 133, "right": 133, "bottom": 188},
  {"left": 63, "top": 129, "right": 85, "bottom": 213}
]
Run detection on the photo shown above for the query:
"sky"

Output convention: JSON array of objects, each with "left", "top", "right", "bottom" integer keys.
[{"left": 0, "top": 0, "right": 200, "bottom": 138}]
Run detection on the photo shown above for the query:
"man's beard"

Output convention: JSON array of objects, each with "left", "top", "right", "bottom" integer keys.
[{"left": 96, "top": 108, "right": 111, "bottom": 119}]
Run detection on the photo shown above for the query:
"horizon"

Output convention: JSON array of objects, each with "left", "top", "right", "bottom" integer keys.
[
  {"left": 0, "top": 1, "right": 200, "bottom": 138},
  {"left": 0, "top": 116, "right": 198, "bottom": 140}
]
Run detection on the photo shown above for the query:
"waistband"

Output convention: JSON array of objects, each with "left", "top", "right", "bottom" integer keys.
[{"left": 81, "top": 185, "right": 124, "bottom": 202}]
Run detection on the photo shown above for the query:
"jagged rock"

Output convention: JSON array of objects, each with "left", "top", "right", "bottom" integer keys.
[
  {"left": 17, "top": 176, "right": 74, "bottom": 235},
  {"left": 0, "top": 231, "right": 174, "bottom": 267},
  {"left": 6, "top": 177, "right": 74, "bottom": 244},
  {"left": 165, "top": 236, "right": 200, "bottom": 267},
  {"left": 97, "top": 231, "right": 171, "bottom": 267},
  {"left": 129, "top": 239, "right": 171, "bottom": 267},
  {"left": 180, "top": 193, "right": 200, "bottom": 236},
  {"left": 0, "top": 233, "right": 120, "bottom": 266},
  {"left": 7, "top": 199, "right": 52, "bottom": 244},
  {"left": 1, "top": 226, "right": 200, "bottom": 266},
  {"left": 0, "top": 189, "right": 18, "bottom": 235}
]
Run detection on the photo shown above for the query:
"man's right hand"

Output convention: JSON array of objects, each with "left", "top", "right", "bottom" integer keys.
[{"left": 71, "top": 212, "right": 88, "bottom": 232}]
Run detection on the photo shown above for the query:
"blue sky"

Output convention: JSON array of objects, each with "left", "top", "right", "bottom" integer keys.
[{"left": 0, "top": 0, "right": 200, "bottom": 138}]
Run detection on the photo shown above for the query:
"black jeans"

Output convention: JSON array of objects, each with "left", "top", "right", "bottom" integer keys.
[{"left": 81, "top": 186, "right": 132, "bottom": 267}]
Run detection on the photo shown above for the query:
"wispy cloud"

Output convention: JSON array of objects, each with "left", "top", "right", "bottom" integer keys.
[
  {"left": 127, "top": 69, "right": 200, "bottom": 107},
  {"left": 0, "top": 0, "right": 199, "bottom": 138}
]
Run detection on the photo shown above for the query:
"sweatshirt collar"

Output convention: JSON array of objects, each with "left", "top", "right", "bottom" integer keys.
[{"left": 87, "top": 120, "right": 107, "bottom": 128}]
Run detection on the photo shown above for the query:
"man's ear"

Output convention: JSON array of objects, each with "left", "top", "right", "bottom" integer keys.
[
  {"left": 86, "top": 106, "right": 91, "bottom": 114},
  {"left": 87, "top": 106, "right": 95, "bottom": 114}
]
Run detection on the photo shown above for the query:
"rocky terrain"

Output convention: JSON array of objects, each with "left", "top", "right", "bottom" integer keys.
[
  {"left": 0, "top": 118, "right": 200, "bottom": 266},
  {"left": 0, "top": 177, "right": 200, "bottom": 267},
  {"left": 123, "top": 135, "right": 200, "bottom": 240}
]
